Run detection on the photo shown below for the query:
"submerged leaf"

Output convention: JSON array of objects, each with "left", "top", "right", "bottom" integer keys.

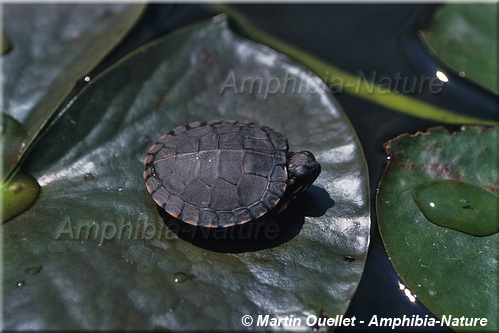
[
  {"left": 2, "top": 16, "right": 370, "bottom": 329},
  {"left": 377, "top": 126, "right": 498, "bottom": 332},
  {"left": 413, "top": 180, "right": 499, "bottom": 237},
  {"left": 421, "top": 4, "right": 498, "bottom": 94}
]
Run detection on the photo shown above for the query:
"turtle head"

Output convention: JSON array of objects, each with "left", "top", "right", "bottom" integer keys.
[{"left": 286, "top": 151, "right": 321, "bottom": 197}]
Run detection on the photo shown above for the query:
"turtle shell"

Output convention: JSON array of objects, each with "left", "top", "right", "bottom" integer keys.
[{"left": 143, "top": 120, "right": 289, "bottom": 227}]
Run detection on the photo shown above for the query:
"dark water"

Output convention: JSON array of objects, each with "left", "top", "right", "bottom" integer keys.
[{"left": 92, "top": 4, "right": 497, "bottom": 331}]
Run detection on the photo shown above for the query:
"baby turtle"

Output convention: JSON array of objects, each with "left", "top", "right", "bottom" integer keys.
[{"left": 143, "top": 120, "right": 321, "bottom": 227}]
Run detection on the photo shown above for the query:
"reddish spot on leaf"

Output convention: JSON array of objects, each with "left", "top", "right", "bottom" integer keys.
[
  {"left": 426, "top": 162, "right": 456, "bottom": 179},
  {"left": 486, "top": 182, "right": 499, "bottom": 192},
  {"left": 427, "top": 142, "right": 442, "bottom": 150},
  {"left": 401, "top": 164, "right": 415, "bottom": 171}
]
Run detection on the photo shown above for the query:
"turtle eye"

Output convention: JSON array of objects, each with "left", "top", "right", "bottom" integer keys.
[{"left": 291, "top": 165, "right": 309, "bottom": 179}]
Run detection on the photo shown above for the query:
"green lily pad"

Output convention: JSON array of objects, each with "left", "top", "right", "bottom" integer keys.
[
  {"left": 1, "top": 3, "right": 145, "bottom": 176},
  {"left": 421, "top": 3, "right": 498, "bottom": 94},
  {"left": 2, "top": 16, "right": 370, "bottom": 330},
  {"left": 377, "top": 126, "right": 498, "bottom": 332}
]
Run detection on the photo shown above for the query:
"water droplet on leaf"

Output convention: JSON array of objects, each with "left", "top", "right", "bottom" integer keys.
[
  {"left": 173, "top": 272, "right": 195, "bottom": 284},
  {"left": 24, "top": 265, "right": 43, "bottom": 275},
  {"left": 413, "top": 180, "right": 499, "bottom": 236},
  {"left": 16, "top": 281, "right": 24, "bottom": 287},
  {"left": 2, "top": 170, "right": 41, "bottom": 222}
]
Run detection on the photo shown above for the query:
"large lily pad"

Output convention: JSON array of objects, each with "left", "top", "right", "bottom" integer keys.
[
  {"left": 377, "top": 126, "right": 498, "bottom": 332},
  {"left": 421, "top": 3, "right": 498, "bottom": 94},
  {"left": 1, "top": 3, "right": 145, "bottom": 175},
  {"left": 2, "top": 16, "right": 370, "bottom": 329}
]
